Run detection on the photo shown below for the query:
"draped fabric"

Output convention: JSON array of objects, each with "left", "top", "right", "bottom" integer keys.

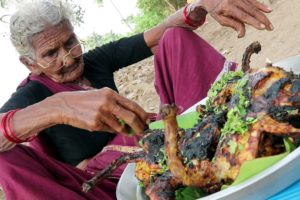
[
  {"left": 18, "top": 74, "right": 87, "bottom": 93},
  {"left": 154, "top": 27, "right": 236, "bottom": 114}
]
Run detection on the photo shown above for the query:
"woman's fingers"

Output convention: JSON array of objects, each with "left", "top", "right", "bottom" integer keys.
[
  {"left": 109, "top": 100, "right": 148, "bottom": 135},
  {"left": 97, "top": 121, "right": 115, "bottom": 133},
  {"left": 222, "top": 4, "right": 265, "bottom": 30},
  {"left": 247, "top": 0, "right": 272, "bottom": 13},
  {"left": 211, "top": 13, "right": 246, "bottom": 37},
  {"left": 202, "top": 0, "right": 273, "bottom": 37},
  {"left": 93, "top": 89, "right": 149, "bottom": 135},
  {"left": 105, "top": 114, "right": 124, "bottom": 133},
  {"left": 237, "top": 0, "right": 273, "bottom": 30},
  {"left": 100, "top": 113, "right": 133, "bottom": 135},
  {"left": 57, "top": 88, "right": 150, "bottom": 135},
  {"left": 115, "top": 93, "right": 150, "bottom": 124}
]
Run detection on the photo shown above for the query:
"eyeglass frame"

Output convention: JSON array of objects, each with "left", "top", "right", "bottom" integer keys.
[{"left": 36, "top": 41, "right": 84, "bottom": 70}]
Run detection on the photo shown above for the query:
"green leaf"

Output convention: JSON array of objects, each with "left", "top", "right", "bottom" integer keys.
[
  {"left": 117, "top": 119, "right": 135, "bottom": 135},
  {"left": 149, "top": 111, "right": 199, "bottom": 130},
  {"left": 228, "top": 140, "right": 237, "bottom": 154},
  {"left": 222, "top": 152, "right": 289, "bottom": 190},
  {"left": 175, "top": 186, "right": 205, "bottom": 200},
  {"left": 283, "top": 137, "right": 296, "bottom": 152},
  {"left": 222, "top": 137, "right": 294, "bottom": 190}
]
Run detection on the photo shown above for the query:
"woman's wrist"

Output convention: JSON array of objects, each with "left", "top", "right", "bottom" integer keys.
[
  {"left": 44, "top": 94, "right": 65, "bottom": 124},
  {"left": 185, "top": 1, "right": 208, "bottom": 27},
  {"left": 10, "top": 97, "right": 61, "bottom": 141}
]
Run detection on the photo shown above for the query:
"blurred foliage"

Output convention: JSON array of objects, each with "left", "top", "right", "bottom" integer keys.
[
  {"left": 0, "top": 0, "right": 188, "bottom": 49},
  {"left": 68, "top": 1, "right": 85, "bottom": 27},
  {"left": 128, "top": 0, "right": 186, "bottom": 33},
  {"left": 84, "top": 31, "right": 124, "bottom": 51},
  {"left": 0, "top": 0, "right": 7, "bottom": 8},
  {"left": 0, "top": 0, "right": 85, "bottom": 26},
  {"left": 95, "top": 0, "right": 103, "bottom": 6}
]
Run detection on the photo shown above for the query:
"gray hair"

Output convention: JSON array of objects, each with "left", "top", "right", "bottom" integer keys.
[{"left": 10, "top": 0, "right": 74, "bottom": 59}]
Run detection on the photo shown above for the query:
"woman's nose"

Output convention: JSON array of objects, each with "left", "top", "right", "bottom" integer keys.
[{"left": 62, "top": 51, "right": 75, "bottom": 67}]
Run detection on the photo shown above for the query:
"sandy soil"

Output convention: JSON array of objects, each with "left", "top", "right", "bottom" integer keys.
[{"left": 115, "top": 0, "right": 300, "bottom": 113}]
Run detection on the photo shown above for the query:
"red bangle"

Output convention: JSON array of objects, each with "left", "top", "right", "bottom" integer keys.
[
  {"left": 7, "top": 109, "right": 24, "bottom": 143},
  {"left": 183, "top": 4, "right": 205, "bottom": 28},
  {"left": 0, "top": 111, "right": 17, "bottom": 143},
  {"left": 1, "top": 109, "right": 36, "bottom": 143}
]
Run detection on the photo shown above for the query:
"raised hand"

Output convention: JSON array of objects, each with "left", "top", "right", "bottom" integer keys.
[{"left": 195, "top": 0, "right": 274, "bottom": 37}]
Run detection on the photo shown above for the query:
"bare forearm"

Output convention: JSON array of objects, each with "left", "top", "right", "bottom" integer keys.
[
  {"left": 0, "top": 88, "right": 152, "bottom": 152},
  {"left": 143, "top": 7, "right": 191, "bottom": 53},
  {"left": 0, "top": 96, "right": 60, "bottom": 152},
  {"left": 143, "top": 2, "right": 207, "bottom": 53},
  {"left": 144, "top": 23, "right": 169, "bottom": 53}
]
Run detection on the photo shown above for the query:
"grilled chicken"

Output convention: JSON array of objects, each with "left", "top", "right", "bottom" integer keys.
[
  {"left": 83, "top": 42, "right": 300, "bottom": 199},
  {"left": 161, "top": 65, "right": 300, "bottom": 192}
]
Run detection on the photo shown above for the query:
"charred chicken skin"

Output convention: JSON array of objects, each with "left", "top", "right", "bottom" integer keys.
[
  {"left": 161, "top": 65, "right": 300, "bottom": 191},
  {"left": 83, "top": 42, "right": 300, "bottom": 199}
]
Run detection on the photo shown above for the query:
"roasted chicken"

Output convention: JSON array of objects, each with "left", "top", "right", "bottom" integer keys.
[{"left": 82, "top": 42, "right": 300, "bottom": 199}]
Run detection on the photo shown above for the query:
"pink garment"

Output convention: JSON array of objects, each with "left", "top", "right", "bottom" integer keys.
[
  {"left": 0, "top": 145, "right": 116, "bottom": 200},
  {"left": 154, "top": 27, "right": 236, "bottom": 114},
  {"left": 0, "top": 27, "right": 233, "bottom": 200},
  {"left": 19, "top": 74, "right": 85, "bottom": 93}
]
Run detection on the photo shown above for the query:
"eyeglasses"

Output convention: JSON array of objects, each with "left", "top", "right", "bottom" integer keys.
[{"left": 37, "top": 41, "right": 84, "bottom": 70}]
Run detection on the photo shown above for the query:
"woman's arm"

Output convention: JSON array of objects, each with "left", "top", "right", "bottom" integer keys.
[
  {"left": 0, "top": 88, "right": 151, "bottom": 152},
  {"left": 144, "top": 6, "right": 199, "bottom": 53},
  {"left": 0, "top": 98, "right": 59, "bottom": 151},
  {"left": 144, "top": 0, "right": 273, "bottom": 52}
]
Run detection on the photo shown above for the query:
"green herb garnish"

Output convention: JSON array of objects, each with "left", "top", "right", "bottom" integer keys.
[
  {"left": 157, "top": 148, "right": 168, "bottom": 173},
  {"left": 175, "top": 186, "right": 206, "bottom": 200},
  {"left": 118, "top": 119, "right": 135, "bottom": 135},
  {"left": 228, "top": 140, "right": 238, "bottom": 154},
  {"left": 206, "top": 70, "right": 244, "bottom": 110},
  {"left": 220, "top": 76, "right": 256, "bottom": 136}
]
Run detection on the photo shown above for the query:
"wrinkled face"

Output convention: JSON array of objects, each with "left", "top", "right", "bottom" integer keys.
[{"left": 30, "top": 22, "right": 84, "bottom": 83}]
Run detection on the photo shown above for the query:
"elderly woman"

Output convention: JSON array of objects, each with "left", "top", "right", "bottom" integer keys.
[{"left": 0, "top": 0, "right": 272, "bottom": 199}]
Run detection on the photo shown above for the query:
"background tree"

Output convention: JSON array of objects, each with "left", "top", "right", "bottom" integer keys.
[
  {"left": 0, "top": 0, "right": 84, "bottom": 25},
  {"left": 69, "top": 1, "right": 85, "bottom": 26},
  {"left": 1, "top": 0, "right": 187, "bottom": 48},
  {"left": 0, "top": 0, "right": 11, "bottom": 23},
  {"left": 0, "top": 0, "right": 8, "bottom": 8},
  {"left": 95, "top": 0, "right": 103, "bottom": 6},
  {"left": 128, "top": 0, "right": 186, "bottom": 33},
  {"left": 84, "top": 31, "right": 122, "bottom": 51}
]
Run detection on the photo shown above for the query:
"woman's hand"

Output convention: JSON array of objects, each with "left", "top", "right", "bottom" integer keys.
[
  {"left": 198, "top": 0, "right": 273, "bottom": 37},
  {"left": 55, "top": 87, "right": 151, "bottom": 136}
]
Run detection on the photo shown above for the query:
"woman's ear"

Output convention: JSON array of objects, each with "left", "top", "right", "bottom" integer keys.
[{"left": 19, "top": 56, "right": 42, "bottom": 75}]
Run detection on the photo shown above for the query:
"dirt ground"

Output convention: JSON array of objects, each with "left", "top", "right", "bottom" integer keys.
[
  {"left": 115, "top": 0, "right": 300, "bottom": 114},
  {"left": 1, "top": 0, "right": 299, "bottom": 199}
]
